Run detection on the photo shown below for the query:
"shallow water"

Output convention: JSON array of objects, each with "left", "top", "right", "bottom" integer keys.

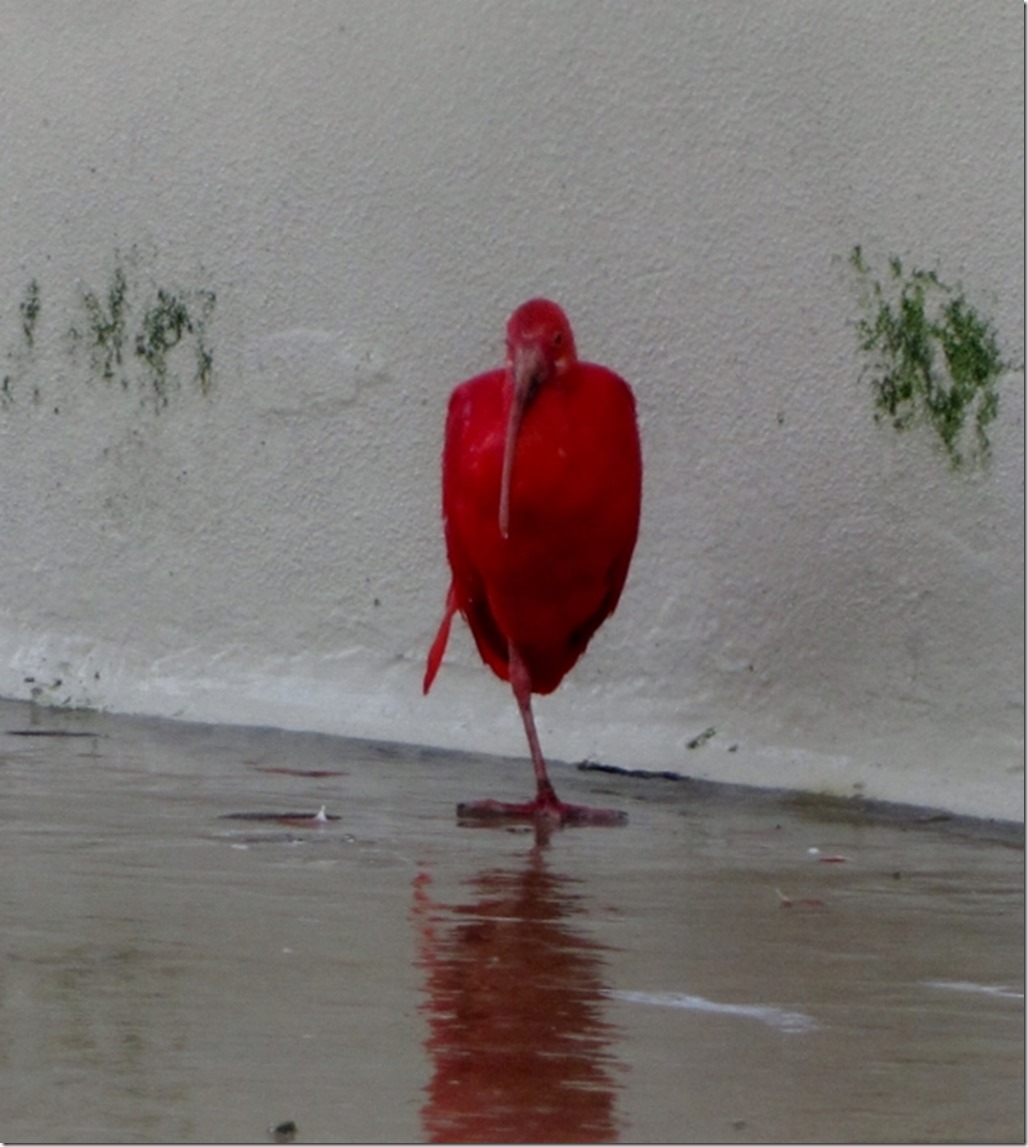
[{"left": 1, "top": 700, "right": 1023, "bottom": 1143}]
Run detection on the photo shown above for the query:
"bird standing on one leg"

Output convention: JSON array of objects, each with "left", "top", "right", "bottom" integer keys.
[{"left": 424, "top": 298, "right": 642, "bottom": 825}]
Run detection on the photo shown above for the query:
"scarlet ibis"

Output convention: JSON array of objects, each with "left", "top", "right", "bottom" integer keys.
[{"left": 423, "top": 298, "right": 642, "bottom": 825}]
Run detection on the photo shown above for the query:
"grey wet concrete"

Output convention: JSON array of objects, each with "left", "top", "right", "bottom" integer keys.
[{"left": 1, "top": 698, "right": 1023, "bottom": 1143}]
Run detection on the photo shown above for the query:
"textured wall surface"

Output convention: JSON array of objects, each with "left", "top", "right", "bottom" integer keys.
[{"left": 0, "top": 1, "right": 1023, "bottom": 818}]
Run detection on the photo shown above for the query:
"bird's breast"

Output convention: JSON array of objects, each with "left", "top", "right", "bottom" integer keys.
[{"left": 442, "top": 360, "right": 640, "bottom": 686}]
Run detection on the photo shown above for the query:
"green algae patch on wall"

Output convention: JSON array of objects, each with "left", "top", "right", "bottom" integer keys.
[
  {"left": 849, "top": 246, "right": 1014, "bottom": 469},
  {"left": 70, "top": 249, "right": 216, "bottom": 411},
  {"left": 19, "top": 278, "right": 41, "bottom": 348},
  {"left": 2, "top": 247, "right": 216, "bottom": 415},
  {"left": 2, "top": 278, "right": 44, "bottom": 406}
]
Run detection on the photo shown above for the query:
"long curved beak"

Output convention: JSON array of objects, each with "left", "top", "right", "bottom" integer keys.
[{"left": 498, "top": 344, "right": 545, "bottom": 539}]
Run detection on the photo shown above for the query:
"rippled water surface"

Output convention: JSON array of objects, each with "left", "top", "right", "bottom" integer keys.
[{"left": 1, "top": 700, "right": 1023, "bottom": 1143}]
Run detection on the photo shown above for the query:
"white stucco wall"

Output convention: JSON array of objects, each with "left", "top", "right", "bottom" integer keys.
[{"left": 0, "top": 1, "right": 1022, "bottom": 819}]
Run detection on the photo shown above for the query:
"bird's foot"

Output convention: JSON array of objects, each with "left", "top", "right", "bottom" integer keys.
[{"left": 456, "top": 795, "right": 627, "bottom": 827}]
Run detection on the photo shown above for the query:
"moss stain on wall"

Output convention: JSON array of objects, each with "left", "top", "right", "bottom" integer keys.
[
  {"left": 70, "top": 249, "right": 217, "bottom": 410},
  {"left": 135, "top": 285, "right": 216, "bottom": 406},
  {"left": 849, "top": 246, "right": 1013, "bottom": 469},
  {"left": 76, "top": 261, "right": 129, "bottom": 386},
  {"left": 1, "top": 247, "right": 216, "bottom": 413},
  {"left": 2, "top": 278, "right": 44, "bottom": 406},
  {"left": 19, "top": 278, "right": 40, "bottom": 347}
]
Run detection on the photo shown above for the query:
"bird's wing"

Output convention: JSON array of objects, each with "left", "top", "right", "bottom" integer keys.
[
  {"left": 442, "top": 375, "right": 513, "bottom": 683},
  {"left": 563, "top": 536, "right": 636, "bottom": 670}
]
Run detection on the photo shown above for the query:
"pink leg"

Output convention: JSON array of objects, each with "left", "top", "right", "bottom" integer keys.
[{"left": 457, "top": 645, "right": 627, "bottom": 826}]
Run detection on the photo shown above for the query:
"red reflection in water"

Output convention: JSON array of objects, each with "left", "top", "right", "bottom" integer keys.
[{"left": 413, "top": 846, "right": 622, "bottom": 1143}]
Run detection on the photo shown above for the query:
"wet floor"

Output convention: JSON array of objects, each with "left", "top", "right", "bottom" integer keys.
[{"left": 1, "top": 698, "right": 1023, "bottom": 1144}]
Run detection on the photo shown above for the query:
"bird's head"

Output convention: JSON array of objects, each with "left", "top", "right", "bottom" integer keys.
[
  {"left": 505, "top": 297, "right": 578, "bottom": 387},
  {"left": 499, "top": 299, "right": 577, "bottom": 538}
]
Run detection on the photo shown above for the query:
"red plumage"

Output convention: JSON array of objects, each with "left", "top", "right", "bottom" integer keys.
[{"left": 424, "top": 299, "right": 641, "bottom": 825}]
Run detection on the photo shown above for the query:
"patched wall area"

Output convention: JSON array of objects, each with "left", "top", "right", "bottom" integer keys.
[{"left": 0, "top": 2, "right": 1022, "bottom": 818}]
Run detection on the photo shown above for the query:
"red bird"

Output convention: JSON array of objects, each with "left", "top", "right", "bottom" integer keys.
[{"left": 424, "top": 299, "right": 642, "bottom": 824}]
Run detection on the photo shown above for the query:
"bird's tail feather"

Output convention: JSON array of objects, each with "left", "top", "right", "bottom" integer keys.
[{"left": 423, "top": 584, "right": 458, "bottom": 694}]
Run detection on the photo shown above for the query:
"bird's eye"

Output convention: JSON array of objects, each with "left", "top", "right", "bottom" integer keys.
[{"left": 553, "top": 332, "right": 563, "bottom": 347}]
